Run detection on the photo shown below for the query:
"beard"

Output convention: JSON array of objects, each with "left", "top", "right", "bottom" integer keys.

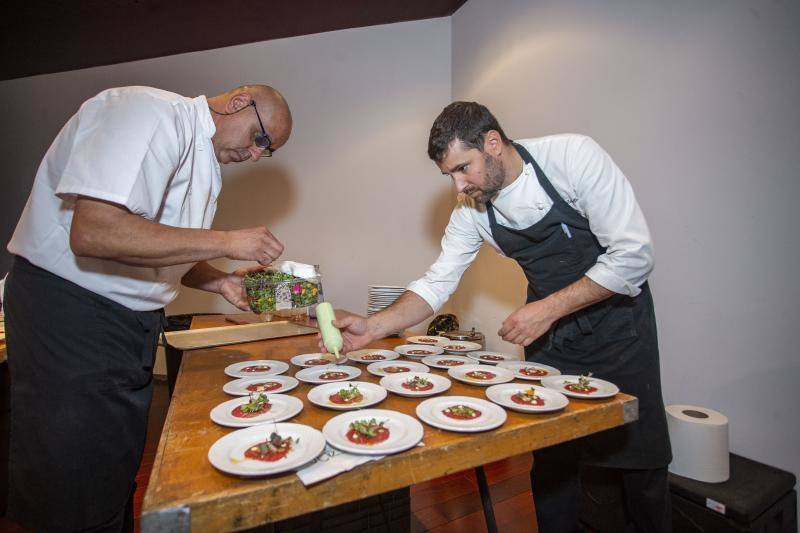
[{"left": 464, "top": 154, "right": 506, "bottom": 204}]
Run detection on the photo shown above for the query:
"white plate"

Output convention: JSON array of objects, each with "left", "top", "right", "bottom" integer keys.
[
  {"left": 366, "top": 360, "right": 431, "bottom": 377},
  {"left": 466, "top": 351, "right": 518, "bottom": 366},
  {"left": 448, "top": 364, "right": 515, "bottom": 386},
  {"left": 322, "top": 409, "right": 424, "bottom": 455},
  {"left": 497, "top": 361, "right": 561, "bottom": 380},
  {"left": 290, "top": 353, "right": 346, "bottom": 367},
  {"left": 210, "top": 394, "right": 304, "bottom": 427},
  {"left": 415, "top": 396, "right": 507, "bottom": 433},
  {"left": 224, "top": 360, "right": 290, "bottom": 378},
  {"left": 223, "top": 375, "right": 300, "bottom": 396},
  {"left": 440, "top": 340, "right": 483, "bottom": 353},
  {"left": 347, "top": 349, "right": 399, "bottom": 364},
  {"left": 307, "top": 381, "right": 387, "bottom": 410},
  {"left": 208, "top": 422, "right": 326, "bottom": 477},
  {"left": 541, "top": 375, "right": 620, "bottom": 399},
  {"left": 379, "top": 372, "right": 451, "bottom": 397},
  {"left": 406, "top": 335, "right": 450, "bottom": 345},
  {"left": 394, "top": 344, "right": 444, "bottom": 359},
  {"left": 421, "top": 354, "right": 477, "bottom": 370},
  {"left": 295, "top": 365, "right": 361, "bottom": 384},
  {"left": 485, "top": 384, "right": 569, "bottom": 413}
]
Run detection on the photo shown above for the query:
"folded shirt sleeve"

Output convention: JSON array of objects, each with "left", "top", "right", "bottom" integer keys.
[
  {"left": 407, "top": 201, "right": 485, "bottom": 312},
  {"left": 568, "top": 135, "right": 655, "bottom": 296},
  {"left": 55, "top": 92, "right": 181, "bottom": 219}
]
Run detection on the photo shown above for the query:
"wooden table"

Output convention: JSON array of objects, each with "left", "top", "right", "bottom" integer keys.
[{"left": 141, "top": 315, "right": 638, "bottom": 532}]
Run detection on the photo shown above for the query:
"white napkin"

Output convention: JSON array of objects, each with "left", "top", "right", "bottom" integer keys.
[
  {"left": 275, "top": 261, "right": 317, "bottom": 280},
  {"left": 296, "top": 444, "right": 384, "bottom": 486}
]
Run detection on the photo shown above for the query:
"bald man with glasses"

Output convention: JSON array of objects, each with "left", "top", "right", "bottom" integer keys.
[{"left": 4, "top": 84, "right": 291, "bottom": 532}]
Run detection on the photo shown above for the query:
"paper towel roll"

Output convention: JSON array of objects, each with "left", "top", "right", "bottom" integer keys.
[{"left": 666, "top": 404, "right": 730, "bottom": 483}]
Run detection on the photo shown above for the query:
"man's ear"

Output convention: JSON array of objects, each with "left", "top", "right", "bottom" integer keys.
[
  {"left": 483, "top": 130, "right": 503, "bottom": 156},
  {"left": 226, "top": 92, "right": 251, "bottom": 113}
]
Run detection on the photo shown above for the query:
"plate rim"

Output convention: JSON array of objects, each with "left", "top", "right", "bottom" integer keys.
[
  {"left": 366, "top": 360, "right": 431, "bottom": 376},
  {"left": 540, "top": 375, "right": 620, "bottom": 399},
  {"left": 322, "top": 408, "right": 424, "bottom": 455},
  {"left": 207, "top": 422, "right": 326, "bottom": 476},
  {"left": 379, "top": 372, "right": 452, "bottom": 397},
  {"left": 306, "top": 380, "right": 388, "bottom": 410},
  {"left": 485, "top": 383, "right": 569, "bottom": 413},
  {"left": 223, "top": 375, "right": 300, "bottom": 396},
  {"left": 447, "top": 364, "right": 515, "bottom": 386},
  {"left": 295, "top": 365, "right": 361, "bottom": 384},
  {"left": 346, "top": 348, "right": 400, "bottom": 364},
  {"left": 415, "top": 395, "right": 507, "bottom": 433},
  {"left": 210, "top": 393, "right": 304, "bottom": 427},
  {"left": 224, "top": 359, "right": 291, "bottom": 378}
]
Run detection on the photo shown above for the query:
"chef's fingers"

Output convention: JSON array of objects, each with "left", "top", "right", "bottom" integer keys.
[{"left": 522, "top": 337, "right": 535, "bottom": 347}]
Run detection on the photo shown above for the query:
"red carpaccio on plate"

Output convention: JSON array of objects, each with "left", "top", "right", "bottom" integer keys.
[
  {"left": 346, "top": 419, "right": 390, "bottom": 445},
  {"left": 407, "top": 349, "right": 432, "bottom": 355},
  {"left": 479, "top": 355, "right": 504, "bottom": 361},
  {"left": 361, "top": 354, "right": 386, "bottom": 361},
  {"left": 511, "top": 389, "right": 545, "bottom": 406},
  {"left": 402, "top": 377, "right": 434, "bottom": 391},
  {"left": 246, "top": 381, "right": 282, "bottom": 392},
  {"left": 244, "top": 433, "right": 294, "bottom": 462},
  {"left": 241, "top": 364, "right": 272, "bottom": 373},
  {"left": 383, "top": 366, "right": 411, "bottom": 374},
  {"left": 437, "top": 359, "right": 464, "bottom": 366},
  {"left": 319, "top": 371, "right": 349, "bottom": 380},
  {"left": 519, "top": 366, "right": 548, "bottom": 377},
  {"left": 442, "top": 404, "right": 481, "bottom": 420},
  {"left": 465, "top": 370, "right": 495, "bottom": 380}
]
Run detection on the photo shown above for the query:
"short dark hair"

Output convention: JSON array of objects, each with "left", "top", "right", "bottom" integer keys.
[{"left": 427, "top": 101, "right": 511, "bottom": 162}]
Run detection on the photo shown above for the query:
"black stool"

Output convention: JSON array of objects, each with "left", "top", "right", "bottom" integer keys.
[{"left": 670, "top": 453, "right": 796, "bottom": 532}]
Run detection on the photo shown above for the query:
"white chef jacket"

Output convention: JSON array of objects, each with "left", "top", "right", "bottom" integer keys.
[
  {"left": 8, "top": 86, "right": 221, "bottom": 311},
  {"left": 407, "top": 134, "right": 654, "bottom": 313}
]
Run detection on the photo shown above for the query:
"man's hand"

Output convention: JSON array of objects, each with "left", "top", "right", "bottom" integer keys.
[
  {"left": 498, "top": 277, "right": 616, "bottom": 346},
  {"left": 498, "top": 300, "right": 558, "bottom": 346},
  {"left": 225, "top": 226, "right": 284, "bottom": 266},
  {"left": 216, "top": 265, "right": 265, "bottom": 311},
  {"left": 317, "top": 312, "right": 374, "bottom": 354}
]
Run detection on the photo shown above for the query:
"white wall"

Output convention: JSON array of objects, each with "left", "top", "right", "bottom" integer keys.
[
  {"left": 0, "top": 19, "right": 454, "bottom": 334},
  {"left": 451, "top": 0, "right": 800, "bottom": 487}
]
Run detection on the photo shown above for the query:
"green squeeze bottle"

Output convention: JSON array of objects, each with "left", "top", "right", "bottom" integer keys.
[{"left": 315, "top": 302, "right": 343, "bottom": 363}]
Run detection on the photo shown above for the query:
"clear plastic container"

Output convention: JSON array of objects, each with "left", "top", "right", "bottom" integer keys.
[{"left": 243, "top": 265, "right": 322, "bottom": 321}]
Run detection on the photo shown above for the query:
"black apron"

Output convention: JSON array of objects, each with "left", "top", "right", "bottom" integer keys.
[
  {"left": 5, "top": 256, "right": 166, "bottom": 531},
  {"left": 486, "top": 143, "right": 671, "bottom": 469}
]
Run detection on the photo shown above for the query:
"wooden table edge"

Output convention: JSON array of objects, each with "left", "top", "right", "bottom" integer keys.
[{"left": 142, "top": 390, "right": 638, "bottom": 532}]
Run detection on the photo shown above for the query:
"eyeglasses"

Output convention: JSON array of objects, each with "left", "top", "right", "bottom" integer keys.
[{"left": 250, "top": 101, "right": 273, "bottom": 157}]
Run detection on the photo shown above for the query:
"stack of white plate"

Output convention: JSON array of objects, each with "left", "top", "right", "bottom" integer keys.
[{"left": 367, "top": 285, "right": 405, "bottom": 316}]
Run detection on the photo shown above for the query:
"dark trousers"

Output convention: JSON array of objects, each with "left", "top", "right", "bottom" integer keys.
[
  {"left": 532, "top": 441, "right": 672, "bottom": 533},
  {"left": 5, "top": 257, "right": 163, "bottom": 532}
]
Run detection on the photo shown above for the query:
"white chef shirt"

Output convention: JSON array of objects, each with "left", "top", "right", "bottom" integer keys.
[
  {"left": 407, "top": 134, "right": 654, "bottom": 313},
  {"left": 8, "top": 86, "right": 222, "bottom": 311}
]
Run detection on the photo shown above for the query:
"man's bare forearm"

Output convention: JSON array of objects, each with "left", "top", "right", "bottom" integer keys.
[
  {"left": 543, "top": 276, "right": 615, "bottom": 321},
  {"left": 181, "top": 262, "right": 227, "bottom": 293},
  {"left": 70, "top": 198, "right": 229, "bottom": 267},
  {"left": 366, "top": 291, "right": 434, "bottom": 339}
]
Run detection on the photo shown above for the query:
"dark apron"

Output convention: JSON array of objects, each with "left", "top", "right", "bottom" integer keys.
[
  {"left": 5, "top": 256, "right": 166, "bottom": 531},
  {"left": 486, "top": 143, "right": 671, "bottom": 469}
]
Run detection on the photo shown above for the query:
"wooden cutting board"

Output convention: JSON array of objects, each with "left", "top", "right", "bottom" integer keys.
[{"left": 164, "top": 321, "right": 318, "bottom": 351}]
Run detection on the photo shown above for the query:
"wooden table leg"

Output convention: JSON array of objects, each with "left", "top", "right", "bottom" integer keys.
[{"left": 475, "top": 466, "right": 498, "bottom": 533}]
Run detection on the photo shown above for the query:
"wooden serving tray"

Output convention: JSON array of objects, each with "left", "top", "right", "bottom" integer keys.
[{"left": 164, "top": 321, "right": 318, "bottom": 351}]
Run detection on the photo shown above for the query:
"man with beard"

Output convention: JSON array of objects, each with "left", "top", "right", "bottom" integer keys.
[
  {"left": 332, "top": 101, "right": 672, "bottom": 532},
  {"left": 5, "top": 84, "right": 290, "bottom": 531}
]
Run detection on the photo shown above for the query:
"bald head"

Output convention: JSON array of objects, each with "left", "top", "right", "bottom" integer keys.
[
  {"left": 225, "top": 85, "right": 292, "bottom": 149},
  {"left": 207, "top": 84, "right": 292, "bottom": 163}
]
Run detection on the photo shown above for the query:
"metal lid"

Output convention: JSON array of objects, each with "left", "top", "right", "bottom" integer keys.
[{"left": 442, "top": 327, "right": 484, "bottom": 341}]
